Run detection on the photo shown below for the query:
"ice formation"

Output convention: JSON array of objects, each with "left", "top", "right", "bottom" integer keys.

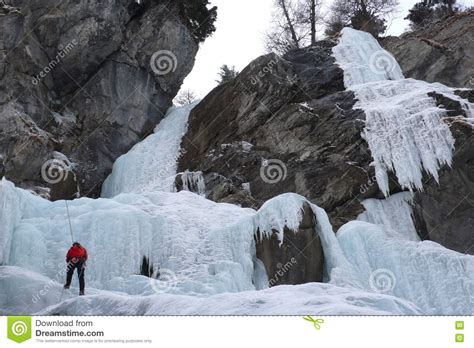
[
  {"left": 1, "top": 29, "right": 473, "bottom": 316},
  {"left": 331, "top": 28, "right": 404, "bottom": 85},
  {"left": 1, "top": 179, "right": 257, "bottom": 296},
  {"left": 101, "top": 102, "right": 198, "bottom": 198},
  {"left": 2, "top": 178, "right": 473, "bottom": 315},
  {"left": 180, "top": 171, "right": 206, "bottom": 196},
  {"left": 333, "top": 28, "right": 473, "bottom": 196},
  {"left": 336, "top": 221, "right": 474, "bottom": 315},
  {"left": 358, "top": 192, "right": 419, "bottom": 242}
]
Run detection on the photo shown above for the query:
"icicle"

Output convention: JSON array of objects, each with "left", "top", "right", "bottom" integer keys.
[
  {"left": 181, "top": 170, "right": 206, "bottom": 197},
  {"left": 332, "top": 28, "right": 473, "bottom": 196}
]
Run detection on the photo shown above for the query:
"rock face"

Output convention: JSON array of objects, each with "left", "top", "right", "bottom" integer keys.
[
  {"left": 381, "top": 12, "right": 474, "bottom": 88},
  {"left": 0, "top": 0, "right": 198, "bottom": 198},
  {"left": 412, "top": 120, "right": 474, "bottom": 254},
  {"left": 255, "top": 203, "right": 324, "bottom": 285},
  {"left": 179, "top": 41, "right": 371, "bottom": 229},
  {"left": 178, "top": 23, "right": 474, "bottom": 255}
]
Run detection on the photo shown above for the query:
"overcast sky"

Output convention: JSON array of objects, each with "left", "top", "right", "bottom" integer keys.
[{"left": 181, "top": 0, "right": 473, "bottom": 97}]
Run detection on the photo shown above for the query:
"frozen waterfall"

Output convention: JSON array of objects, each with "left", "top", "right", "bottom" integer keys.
[
  {"left": 101, "top": 102, "right": 199, "bottom": 198},
  {"left": 1, "top": 178, "right": 473, "bottom": 315},
  {"left": 1, "top": 29, "right": 473, "bottom": 316},
  {"left": 333, "top": 27, "right": 473, "bottom": 196}
]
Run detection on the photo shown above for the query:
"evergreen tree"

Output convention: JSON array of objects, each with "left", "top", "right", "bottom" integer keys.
[
  {"left": 216, "top": 65, "right": 239, "bottom": 85},
  {"left": 177, "top": 0, "right": 218, "bottom": 43}
]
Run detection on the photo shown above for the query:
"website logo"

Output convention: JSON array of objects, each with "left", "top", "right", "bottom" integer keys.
[{"left": 7, "top": 316, "right": 32, "bottom": 343}]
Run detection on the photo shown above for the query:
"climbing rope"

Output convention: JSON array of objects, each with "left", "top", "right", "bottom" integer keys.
[
  {"left": 65, "top": 200, "right": 74, "bottom": 243},
  {"left": 55, "top": 200, "right": 75, "bottom": 309}
]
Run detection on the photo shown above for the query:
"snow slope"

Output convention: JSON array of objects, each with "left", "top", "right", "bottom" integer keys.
[{"left": 333, "top": 28, "right": 473, "bottom": 196}]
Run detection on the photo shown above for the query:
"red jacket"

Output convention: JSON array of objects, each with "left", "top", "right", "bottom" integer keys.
[{"left": 66, "top": 245, "right": 88, "bottom": 262}]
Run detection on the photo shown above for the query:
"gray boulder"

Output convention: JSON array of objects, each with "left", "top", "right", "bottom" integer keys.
[{"left": 255, "top": 202, "right": 324, "bottom": 285}]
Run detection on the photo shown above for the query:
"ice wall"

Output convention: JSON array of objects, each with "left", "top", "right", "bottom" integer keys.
[
  {"left": 2, "top": 180, "right": 474, "bottom": 315},
  {"left": 3, "top": 184, "right": 326, "bottom": 298},
  {"left": 358, "top": 192, "right": 419, "bottom": 241},
  {"left": 336, "top": 221, "right": 474, "bottom": 315},
  {"left": 0, "top": 179, "right": 22, "bottom": 264},
  {"left": 101, "top": 102, "right": 198, "bottom": 198},
  {"left": 4, "top": 185, "right": 257, "bottom": 296}
]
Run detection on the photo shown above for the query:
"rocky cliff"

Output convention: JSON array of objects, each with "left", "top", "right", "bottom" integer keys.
[
  {"left": 382, "top": 12, "right": 473, "bottom": 88},
  {"left": 0, "top": 0, "right": 198, "bottom": 199},
  {"left": 178, "top": 18, "right": 474, "bottom": 256}
]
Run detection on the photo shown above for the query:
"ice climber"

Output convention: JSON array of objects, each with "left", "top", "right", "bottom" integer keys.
[{"left": 64, "top": 242, "right": 88, "bottom": 296}]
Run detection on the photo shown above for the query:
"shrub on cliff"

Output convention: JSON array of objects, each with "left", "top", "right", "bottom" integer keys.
[{"left": 178, "top": 0, "right": 218, "bottom": 42}]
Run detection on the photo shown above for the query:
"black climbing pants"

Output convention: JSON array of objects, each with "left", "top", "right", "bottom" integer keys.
[{"left": 65, "top": 258, "right": 85, "bottom": 292}]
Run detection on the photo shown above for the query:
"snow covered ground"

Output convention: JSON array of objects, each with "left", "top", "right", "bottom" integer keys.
[
  {"left": 0, "top": 266, "right": 421, "bottom": 315},
  {"left": 1, "top": 28, "right": 473, "bottom": 316},
  {"left": 1, "top": 179, "right": 473, "bottom": 315}
]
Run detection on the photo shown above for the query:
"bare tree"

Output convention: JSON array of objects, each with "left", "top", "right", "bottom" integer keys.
[
  {"left": 174, "top": 89, "right": 197, "bottom": 106},
  {"left": 310, "top": 0, "right": 318, "bottom": 44},
  {"left": 266, "top": 0, "right": 324, "bottom": 54}
]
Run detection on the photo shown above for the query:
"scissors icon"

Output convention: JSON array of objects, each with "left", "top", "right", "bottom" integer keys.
[{"left": 303, "top": 315, "right": 325, "bottom": 330}]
